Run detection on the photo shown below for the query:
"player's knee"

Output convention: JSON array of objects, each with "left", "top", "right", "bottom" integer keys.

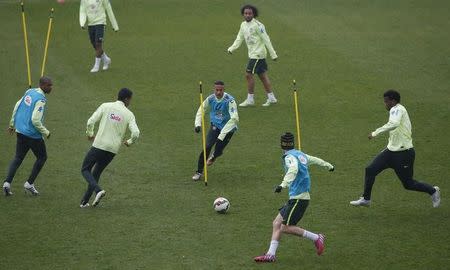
[
  {"left": 245, "top": 73, "right": 253, "bottom": 80},
  {"left": 365, "top": 165, "right": 377, "bottom": 176},
  {"left": 401, "top": 179, "right": 415, "bottom": 190},
  {"left": 272, "top": 218, "right": 282, "bottom": 228}
]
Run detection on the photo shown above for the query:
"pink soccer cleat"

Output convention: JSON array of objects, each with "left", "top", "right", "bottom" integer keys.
[
  {"left": 314, "top": 234, "right": 325, "bottom": 255},
  {"left": 254, "top": 254, "right": 276, "bottom": 263}
]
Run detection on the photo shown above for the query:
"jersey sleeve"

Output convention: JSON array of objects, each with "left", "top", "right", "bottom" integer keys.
[
  {"left": 79, "top": 0, "right": 87, "bottom": 27},
  {"left": 218, "top": 99, "right": 239, "bottom": 140},
  {"left": 372, "top": 107, "right": 403, "bottom": 137},
  {"left": 227, "top": 25, "right": 244, "bottom": 53},
  {"left": 125, "top": 113, "right": 140, "bottom": 145},
  {"left": 280, "top": 154, "right": 298, "bottom": 188},
  {"left": 104, "top": 0, "right": 119, "bottom": 31},
  {"left": 194, "top": 97, "right": 210, "bottom": 128},
  {"left": 31, "top": 100, "right": 50, "bottom": 137},
  {"left": 86, "top": 104, "right": 104, "bottom": 137},
  {"left": 257, "top": 24, "right": 277, "bottom": 59},
  {"left": 305, "top": 154, "right": 334, "bottom": 170}
]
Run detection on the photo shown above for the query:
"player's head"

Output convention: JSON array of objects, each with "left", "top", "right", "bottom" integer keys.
[
  {"left": 118, "top": 88, "right": 133, "bottom": 107},
  {"left": 214, "top": 80, "right": 225, "bottom": 99},
  {"left": 281, "top": 132, "right": 295, "bottom": 150},
  {"left": 241, "top": 4, "right": 258, "bottom": 21},
  {"left": 383, "top": 89, "right": 400, "bottom": 110},
  {"left": 39, "top": 76, "right": 53, "bottom": 94}
]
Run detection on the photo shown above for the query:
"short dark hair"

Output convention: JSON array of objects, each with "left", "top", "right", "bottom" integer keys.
[
  {"left": 281, "top": 132, "right": 295, "bottom": 150},
  {"left": 383, "top": 89, "right": 400, "bottom": 103},
  {"left": 118, "top": 88, "right": 133, "bottom": 102},
  {"left": 241, "top": 4, "right": 258, "bottom": 17},
  {"left": 214, "top": 80, "right": 225, "bottom": 86},
  {"left": 39, "top": 76, "right": 52, "bottom": 85}
]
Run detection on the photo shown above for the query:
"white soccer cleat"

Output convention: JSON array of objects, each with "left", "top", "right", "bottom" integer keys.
[
  {"left": 80, "top": 202, "right": 90, "bottom": 208},
  {"left": 102, "top": 56, "right": 111, "bottom": 70},
  {"left": 350, "top": 197, "right": 370, "bottom": 207},
  {"left": 3, "top": 182, "right": 13, "bottom": 196},
  {"left": 192, "top": 172, "right": 202, "bottom": 181},
  {"left": 92, "top": 190, "right": 106, "bottom": 207},
  {"left": 432, "top": 186, "right": 440, "bottom": 208},
  {"left": 24, "top": 181, "right": 39, "bottom": 196},
  {"left": 262, "top": 98, "right": 277, "bottom": 107},
  {"left": 239, "top": 99, "right": 255, "bottom": 107},
  {"left": 90, "top": 66, "right": 100, "bottom": 73}
]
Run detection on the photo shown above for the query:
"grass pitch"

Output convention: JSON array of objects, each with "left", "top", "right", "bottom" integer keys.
[{"left": 1, "top": 0, "right": 449, "bottom": 269}]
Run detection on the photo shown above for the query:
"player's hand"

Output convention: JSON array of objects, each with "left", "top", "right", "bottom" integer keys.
[
  {"left": 227, "top": 49, "right": 232, "bottom": 55},
  {"left": 368, "top": 133, "right": 374, "bottom": 140},
  {"left": 87, "top": 135, "right": 95, "bottom": 141},
  {"left": 194, "top": 126, "right": 201, "bottom": 133},
  {"left": 123, "top": 141, "right": 130, "bottom": 147},
  {"left": 273, "top": 57, "right": 278, "bottom": 61},
  {"left": 274, "top": 185, "right": 282, "bottom": 193},
  {"left": 7, "top": 127, "right": 15, "bottom": 135},
  {"left": 329, "top": 166, "right": 335, "bottom": 172},
  {"left": 81, "top": 26, "right": 85, "bottom": 30},
  {"left": 114, "top": 29, "right": 119, "bottom": 32},
  {"left": 46, "top": 132, "right": 51, "bottom": 139}
]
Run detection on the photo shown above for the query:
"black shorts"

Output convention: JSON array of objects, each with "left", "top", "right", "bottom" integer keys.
[
  {"left": 88, "top": 24, "right": 105, "bottom": 48},
  {"left": 279, "top": 199, "right": 309, "bottom": 225},
  {"left": 246, "top": 58, "right": 268, "bottom": 74}
]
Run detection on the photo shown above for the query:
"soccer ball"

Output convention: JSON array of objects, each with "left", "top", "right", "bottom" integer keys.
[{"left": 213, "top": 197, "right": 230, "bottom": 214}]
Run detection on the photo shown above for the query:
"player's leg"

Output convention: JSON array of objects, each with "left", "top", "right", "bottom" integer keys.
[
  {"left": 194, "top": 126, "right": 220, "bottom": 179},
  {"left": 254, "top": 213, "right": 283, "bottom": 263},
  {"left": 392, "top": 149, "right": 439, "bottom": 207},
  {"left": 24, "top": 138, "right": 48, "bottom": 195},
  {"left": 279, "top": 199, "right": 325, "bottom": 255},
  {"left": 90, "top": 149, "right": 114, "bottom": 207},
  {"left": 240, "top": 59, "right": 258, "bottom": 107},
  {"left": 207, "top": 131, "right": 234, "bottom": 166},
  {"left": 3, "top": 134, "right": 31, "bottom": 195},
  {"left": 89, "top": 25, "right": 104, "bottom": 72},
  {"left": 256, "top": 60, "right": 277, "bottom": 106},
  {"left": 351, "top": 149, "right": 390, "bottom": 206},
  {"left": 80, "top": 147, "right": 101, "bottom": 205},
  {"left": 97, "top": 25, "right": 111, "bottom": 70}
]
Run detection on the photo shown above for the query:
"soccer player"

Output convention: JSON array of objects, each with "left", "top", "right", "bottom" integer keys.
[
  {"left": 80, "top": 0, "right": 119, "bottom": 73},
  {"left": 227, "top": 4, "right": 278, "bottom": 107},
  {"left": 3, "top": 77, "right": 53, "bottom": 196},
  {"left": 350, "top": 90, "right": 441, "bottom": 207},
  {"left": 192, "top": 81, "right": 239, "bottom": 181},
  {"left": 80, "top": 88, "right": 140, "bottom": 208},
  {"left": 254, "top": 132, "right": 334, "bottom": 263}
]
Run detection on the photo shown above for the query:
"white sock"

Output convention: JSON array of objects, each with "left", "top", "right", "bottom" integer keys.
[
  {"left": 267, "top": 92, "right": 276, "bottom": 100},
  {"left": 267, "top": 240, "right": 279, "bottom": 255},
  {"left": 94, "top": 57, "right": 101, "bottom": 67},
  {"left": 247, "top": 93, "right": 254, "bottom": 102},
  {"left": 302, "top": 230, "right": 319, "bottom": 241}
]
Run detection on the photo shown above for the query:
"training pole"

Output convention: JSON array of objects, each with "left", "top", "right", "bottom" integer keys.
[
  {"left": 41, "top": 8, "right": 54, "bottom": 77},
  {"left": 199, "top": 81, "right": 208, "bottom": 186},
  {"left": 293, "top": 80, "right": 302, "bottom": 150},
  {"left": 21, "top": 2, "right": 32, "bottom": 88}
]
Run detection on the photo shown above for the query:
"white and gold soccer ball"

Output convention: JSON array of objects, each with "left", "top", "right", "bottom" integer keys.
[{"left": 213, "top": 197, "right": 230, "bottom": 214}]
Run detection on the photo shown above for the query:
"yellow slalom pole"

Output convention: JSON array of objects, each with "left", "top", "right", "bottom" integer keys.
[
  {"left": 41, "top": 8, "right": 54, "bottom": 77},
  {"left": 21, "top": 2, "right": 32, "bottom": 88},
  {"left": 199, "top": 81, "right": 208, "bottom": 186},
  {"left": 293, "top": 80, "right": 302, "bottom": 150}
]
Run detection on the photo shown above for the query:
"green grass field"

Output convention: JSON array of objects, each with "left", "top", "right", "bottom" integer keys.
[{"left": 1, "top": 0, "right": 449, "bottom": 269}]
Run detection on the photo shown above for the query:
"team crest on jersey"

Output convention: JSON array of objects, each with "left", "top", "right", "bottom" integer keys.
[
  {"left": 299, "top": 155, "right": 307, "bottom": 165},
  {"left": 110, "top": 113, "right": 122, "bottom": 122},
  {"left": 24, "top": 95, "right": 32, "bottom": 106}
]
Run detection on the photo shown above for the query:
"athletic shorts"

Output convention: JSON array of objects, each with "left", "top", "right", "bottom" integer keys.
[
  {"left": 279, "top": 199, "right": 309, "bottom": 226},
  {"left": 246, "top": 58, "right": 268, "bottom": 75},
  {"left": 88, "top": 24, "right": 105, "bottom": 48}
]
